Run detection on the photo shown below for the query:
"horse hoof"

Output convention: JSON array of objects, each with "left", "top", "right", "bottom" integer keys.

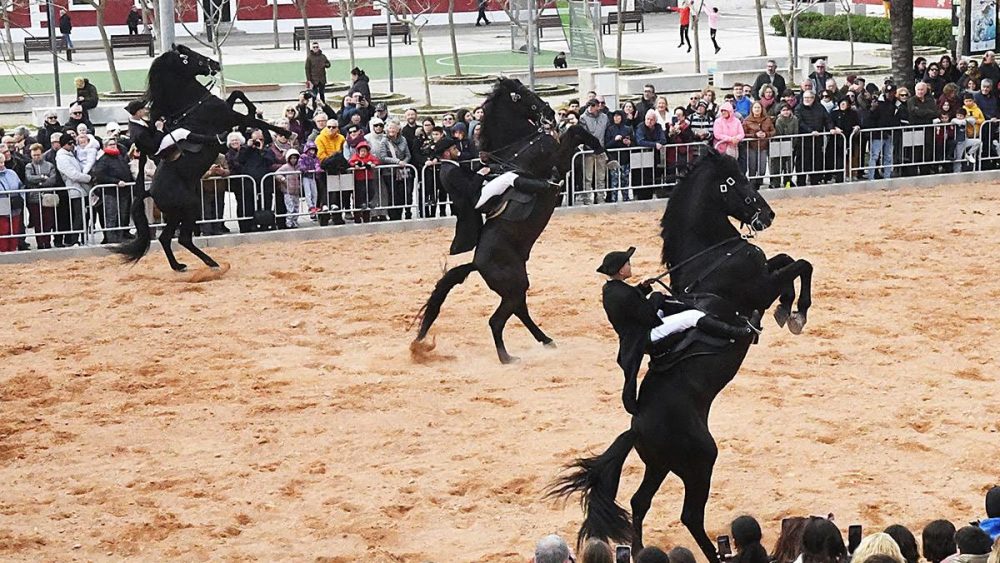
[
  {"left": 543, "top": 339, "right": 557, "bottom": 349},
  {"left": 773, "top": 306, "right": 790, "bottom": 327},
  {"left": 500, "top": 355, "right": 520, "bottom": 365},
  {"left": 173, "top": 263, "right": 188, "bottom": 272},
  {"left": 787, "top": 312, "right": 806, "bottom": 335}
]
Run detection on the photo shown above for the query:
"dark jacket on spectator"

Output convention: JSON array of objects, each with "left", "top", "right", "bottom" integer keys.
[
  {"left": 973, "top": 91, "right": 998, "bottom": 118},
  {"left": 907, "top": 93, "right": 939, "bottom": 125},
  {"left": 305, "top": 50, "right": 331, "bottom": 85},
  {"left": 751, "top": 71, "right": 786, "bottom": 100},
  {"left": 831, "top": 107, "right": 860, "bottom": 132},
  {"left": 795, "top": 101, "right": 832, "bottom": 133},
  {"left": 979, "top": 62, "right": 1000, "bottom": 85},
  {"left": 864, "top": 97, "right": 904, "bottom": 137},
  {"left": 59, "top": 12, "right": 72, "bottom": 34},
  {"left": 238, "top": 144, "right": 275, "bottom": 181},
  {"left": 36, "top": 121, "right": 63, "bottom": 152},
  {"left": 347, "top": 71, "right": 371, "bottom": 102},
  {"left": 75, "top": 79, "right": 99, "bottom": 117},
  {"left": 91, "top": 152, "right": 134, "bottom": 185},
  {"left": 635, "top": 121, "right": 667, "bottom": 148}
]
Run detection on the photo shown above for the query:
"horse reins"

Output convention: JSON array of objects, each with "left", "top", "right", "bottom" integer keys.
[
  {"left": 650, "top": 234, "right": 749, "bottom": 294},
  {"left": 481, "top": 128, "right": 547, "bottom": 174}
]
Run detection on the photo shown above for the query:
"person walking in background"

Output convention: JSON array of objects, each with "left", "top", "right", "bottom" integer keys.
[
  {"left": 59, "top": 9, "right": 73, "bottom": 50},
  {"left": 305, "top": 42, "right": 331, "bottom": 104},
  {"left": 709, "top": 7, "right": 721, "bottom": 54},
  {"left": 476, "top": 0, "right": 491, "bottom": 26},
  {"left": 668, "top": 0, "right": 692, "bottom": 53},
  {"left": 126, "top": 7, "right": 141, "bottom": 35}
]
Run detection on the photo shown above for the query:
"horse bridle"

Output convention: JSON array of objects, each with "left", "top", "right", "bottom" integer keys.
[{"left": 480, "top": 90, "right": 552, "bottom": 172}]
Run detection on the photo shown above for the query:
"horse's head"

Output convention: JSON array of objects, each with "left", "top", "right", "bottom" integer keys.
[
  {"left": 701, "top": 149, "right": 774, "bottom": 231},
  {"left": 490, "top": 77, "right": 555, "bottom": 125},
  {"left": 169, "top": 44, "right": 221, "bottom": 77}
]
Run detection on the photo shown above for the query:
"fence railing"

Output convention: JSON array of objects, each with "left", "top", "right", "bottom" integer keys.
[{"left": 3, "top": 122, "right": 997, "bottom": 253}]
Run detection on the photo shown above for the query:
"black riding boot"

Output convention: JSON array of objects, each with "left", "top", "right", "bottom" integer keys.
[
  {"left": 513, "top": 176, "right": 561, "bottom": 194},
  {"left": 696, "top": 315, "right": 753, "bottom": 340}
]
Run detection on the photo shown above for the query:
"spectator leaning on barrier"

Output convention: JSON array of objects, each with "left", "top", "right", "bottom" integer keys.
[
  {"left": 743, "top": 101, "right": 775, "bottom": 186},
  {"left": 54, "top": 133, "right": 89, "bottom": 246},
  {"left": 90, "top": 137, "right": 134, "bottom": 244},
  {"left": 579, "top": 98, "right": 609, "bottom": 205},
  {"left": 199, "top": 153, "right": 228, "bottom": 236},
  {"left": 796, "top": 90, "right": 833, "bottom": 185},
  {"left": 316, "top": 119, "right": 344, "bottom": 162},
  {"left": 0, "top": 152, "right": 24, "bottom": 252},
  {"left": 375, "top": 120, "right": 413, "bottom": 220},
  {"left": 864, "top": 86, "right": 902, "bottom": 180},
  {"left": 24, "top": 143, "right": 58, "bottom": 249},
  {"left": 298, "top": 142, "right": 321, "bottom": 218},
  {"left": 635, "top": 109, "right": 667, "bottom": 200},
  {"left": 713, "top": 102, "right": 744, "bottom": 158}
]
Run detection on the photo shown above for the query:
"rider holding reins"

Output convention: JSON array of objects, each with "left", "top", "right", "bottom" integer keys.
[{"left": 598, "top": 246, "right": 753, "bottom": 414}]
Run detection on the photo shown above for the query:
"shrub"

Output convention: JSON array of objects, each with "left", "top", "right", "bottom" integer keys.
[{"left": 769, "top": 12, "right": 949, "bottom": 47}]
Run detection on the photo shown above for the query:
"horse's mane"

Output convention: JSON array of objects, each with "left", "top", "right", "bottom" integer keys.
[
  {"left": 660, "top": 149, "right": 738, "bottom": 265},
  {"left": 144, "top": 50, "right": 208, "bottom": 118},
  {"left": 479, "top": 78, "right": 533, "bottom": 153}
]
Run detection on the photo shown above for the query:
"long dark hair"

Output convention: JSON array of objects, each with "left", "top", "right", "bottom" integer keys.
[
  {"left": 800, "top": 518, "right": 847, "bottom": 563},
  {"left": 732, "top": 516, "right": 769, "bottom": 563},
  {"left": 884, "top": 525, "right": 919, "bottom": 563},
  {"left": 922, "top": 520, "right": 956, "bottom": 563},
  {"left": 772, "top": 517, "right": 810, "bottom": 563}
]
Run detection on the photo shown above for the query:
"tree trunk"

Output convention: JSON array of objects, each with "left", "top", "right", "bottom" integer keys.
[
  {"left": 692, "top": 0, "right": 704, "bottom": 73},
  {"left": 3, "top": 5, "right": 14, "bottom": 61},
  {"left": 415, "top": 26, "right": 432, "bottom": 105},
  {"left": 447, "top": 0, "right": 462, "bottom": 76},
  {"left": 94, "top": 2, "right": 124, "bottom": 92},
  {"left": 339, "top": 0, "right": 356, "bottom": 68},
  {"left": 616, "top": 0, "right": 625, "bottom": 66},
  {"left": 138, "top": 0, "right": 159, "bottom": 51},
  {"left": 783, "top": 17, "right": 795, "bottom": 83},
  {"left": 889, "top": 0, "right": 914, "bottom": 87},
  {"left": 754, "top": 0, "right": 767, "bottom": 56},
  {"left": 272, "top": 0, "right": 280, "bottom": 48},
  {"left": 300, "top": 3, "right": 311, "bottom": 46},
  {"left": 846, "top": 6, "right": 854, "bottom": 65}
]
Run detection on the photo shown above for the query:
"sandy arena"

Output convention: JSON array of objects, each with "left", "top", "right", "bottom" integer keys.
[{"left": 2, "top": 183, "right": 999, "bottom": 562}]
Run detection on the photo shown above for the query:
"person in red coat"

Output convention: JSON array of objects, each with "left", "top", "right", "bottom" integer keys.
[{"left": 668, "top": 0, "right": 693, "bottom": 52}]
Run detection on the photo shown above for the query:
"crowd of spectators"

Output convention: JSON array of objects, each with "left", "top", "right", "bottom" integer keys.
[
  {"left": 7, "top": 51, "right": 1000, "bottom": 251},
  {"left": 528, "top": 487, "right": 1000, "bottom": 563}
]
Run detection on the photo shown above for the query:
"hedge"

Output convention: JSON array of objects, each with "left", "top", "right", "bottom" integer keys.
[{"left": 769, "top": 13, "right": 951, "bottom": 48}]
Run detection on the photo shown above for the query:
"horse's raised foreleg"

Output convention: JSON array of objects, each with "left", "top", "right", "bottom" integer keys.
[
  {"left": 513, "top": 299, "right": 555, "bottom": 348},
  {"left": 225, "top": 90, "right": 256, "bottom": 116},
  {"left": 629, "top": 464, "right": 670, "bottom": 554},
  {"left": 158, "top": 214, "right": 186, "bottom": 271},
  {"left": 767, "top": 253, "right": 796, "bottom": 327},
  {"left": 768, "top": 258, "right": 813, "bottom": 334},
  {"left": 177, "top": 211, "right": 220, "bottom": 268}
]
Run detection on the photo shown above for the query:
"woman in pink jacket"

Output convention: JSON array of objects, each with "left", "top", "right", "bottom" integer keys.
[{"left": 712, "top": 102, "right": 744, "bottom": 158}]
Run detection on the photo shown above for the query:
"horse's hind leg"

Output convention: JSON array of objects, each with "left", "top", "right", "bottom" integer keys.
[
  {"left": 769, "top": 258, "right": 813, "bottom": 334},
  {"left": 674, "top": 437, "right": 721, "bottom": 563},
  {"left": 767, "top": 254, "right": 796, "bottom": 327},
  {"left": 630, "top": 464, "right": 670, "bottom": 554},
  {"left": 513, "top": 300, "right": 555, "bottom": 348},
  {"left": 489, "top": 296, "right": 520, "bottom": 364},
  {"left": 177, "top": 213, "right": 220, "bottom": 268},
  {"left": 158, "top": 214, "right": 186, "bottom": 271}
]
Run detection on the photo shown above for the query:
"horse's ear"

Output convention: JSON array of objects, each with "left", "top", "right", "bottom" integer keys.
[
  {"left": 513, "top": 78, "right": 523, "bottom": 86},
  {"left": 171, "top": 43, "right": 178, "bottom": 51}
]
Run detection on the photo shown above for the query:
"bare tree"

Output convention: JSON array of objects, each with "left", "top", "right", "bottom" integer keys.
[
  {"left": 773, "top": 0, "right": 821, "bottom": 82},
  {"left": 85, "top": 0, "right": 124, "bottom": 92},
  {"left": 1, "top": 0, "right": 15, "bottom": 61},
  {"left": 754, "top": 0, "right": 767, "bottom": 56},
  {"left": 137, "top": 0, "right": 159, "bottom": 51},
  {"left": 375, "top": 0, "right": 432, "bottom": 104},
  {"left": 176, "top": 0, "right": 240, "bottom": 94},
  {"left": 272, "top": 0, "right": 280, "bottom": 48},
  {"left": 447, "top": 0, "right": 462, "bottom": 76},
  {"left": 293, "top": 0, "right": 312, "bottom": 45},
  {"left": 692, "top": 0, "right": 706, "bottom": 73},
  {"left": 338, "top": 0, "right": 369, "bottom": 68},
  {"left": 837, "top": 0, "right": 855, "bottom": 65},
  {"left": 615, "top": 0, "right": 625, "bottom": 66},
  {"left": 889, "top": 0, "right": 913, "bottom": 87}
]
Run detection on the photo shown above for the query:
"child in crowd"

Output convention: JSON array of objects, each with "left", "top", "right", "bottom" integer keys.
[
  {"left": 951, "top": 106, "right": 982, "bottom": 172},
  {"left": 276, "top": 149, "right": 303, "bottom": 228},
  {"left": 298, "top": 142, "right": 322, "bottom": 219},
  {"left": 347, "top": 141, "right": 381, "bottom": 223}
]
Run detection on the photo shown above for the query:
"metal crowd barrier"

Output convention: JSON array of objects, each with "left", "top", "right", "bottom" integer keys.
[
  {"left": 972, "top": 119, "right": 1000, "bottom": 171},
  {"left": 0, "top": 186, "right": 88, "bottom": 250},
  {"left": 850, "top": 121, "right": 968, "bottom": 181},
  {"left": 309, "top": 163, "right": 421, "bottom": 224},
  {"left": 567, "top": 141, "right": 709, "bottom": 204},
  {"left": 735, "top": 130, "right": 849, "bottom": 187}
]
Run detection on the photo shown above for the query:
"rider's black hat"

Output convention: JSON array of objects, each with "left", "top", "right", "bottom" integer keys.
[
  {"left": 597, "top": 246, "right": 636, "bottom": 276},
  {"left": 124, "top": 100, "right": 146, "bottom": 115},
  {"left": 432, "top": 137, "right": 457, "bottom": 157}
]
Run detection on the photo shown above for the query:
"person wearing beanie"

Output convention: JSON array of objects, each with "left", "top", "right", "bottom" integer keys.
[
  {"left": 450, "top": 122, "right": 474, "bottom": 161},
  {"left": 275, "top": 148, "right": 303, "bottom": 228},
  {"left": 981, "top": 486, "right": 1000, "bottom": 541},
  {"left": 599, "top": 246, "right": 754, "bottom": 414}
]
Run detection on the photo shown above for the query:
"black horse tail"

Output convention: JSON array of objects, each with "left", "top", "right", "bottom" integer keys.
[
  {"left": 547, "top": 429, "right": 637, "bottom": 548},
  {"left": 413, "top": 262, "right": 478, "bottom": 340},
  {"left": 111, "top": 194, "right": 152, "bottom": 264}
]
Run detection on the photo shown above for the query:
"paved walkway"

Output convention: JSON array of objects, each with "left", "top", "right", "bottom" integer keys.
[{"left": 0, "top": 5, "right": 944, "bottom": 120}]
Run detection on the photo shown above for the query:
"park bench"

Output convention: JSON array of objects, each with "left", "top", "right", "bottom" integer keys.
[
  {"left": 292, "top": 25, "right": 342, "bottom": 50},
  {"left": 602, "top": 11, "right": 645, "bottom": 34},
  {"left": 23, "top": 37, "right": 72, "bottom": 63},
  {"left": 368, "top": 23, "right": 411, "bottom": 46},
  {"left": 535, "top": 14, "right": 563, "bottom": 37},
  {"left": 110, "top": 34, "right": 154, "bottom": 57}
]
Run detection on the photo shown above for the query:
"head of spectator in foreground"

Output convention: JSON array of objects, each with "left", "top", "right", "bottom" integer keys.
[
  {"left": 801, "top": 517, "right": 847, "bottom": 563},
  {"left": 636, "top": 546, "right": 669, "bottom": 563},
  {"left": 533, "top": 534, "right": 572, "bottom": 563},
  {"left": 987, "top": 539, "right": 1000, "bottom": 563},
  {"left": 956, "top": 526, "right": 993, "bottom": 556},
  {"left": 579, "top": 538, "right": 613, "bottom": 563},
  {"left": 732, "top": 515, "right": 769, "bottom": 563},
  {"left": 668, "top": 546, "right": 695, "bottom": 563},
  {"left": 922, "top": 520, "right": 957, "bottom": 563},
  {"left": 987, "top": 486, "right": 1000, "bottom": 518},
  {"left": 851, "top": 533, "right": 904, "bottom": 563},
  {"left": 883, "top": 525, "right": 919, "bottom": 563}
]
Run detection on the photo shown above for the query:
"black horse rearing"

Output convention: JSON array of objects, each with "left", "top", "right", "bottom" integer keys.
[
  {"left": 113, "top": 44, "right": 289, "bottom": 272},
  {"left": 549, "top": 150, "right": 813, "bottom": 563},
  {"left": 411, "top": 78, "right": 603, "bottom": 364}
]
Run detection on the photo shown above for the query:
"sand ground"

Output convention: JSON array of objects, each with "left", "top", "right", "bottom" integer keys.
[{"left": 1, "top": 182, "right": 999, "bottom": 562}]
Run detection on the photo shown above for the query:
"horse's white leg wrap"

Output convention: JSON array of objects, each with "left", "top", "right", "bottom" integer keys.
[
  {"left": 650, "top": 309, "right": 705, "bottom": 342},
  {"left": 475, "top": 171, "right": 519, "bottom": 210}
]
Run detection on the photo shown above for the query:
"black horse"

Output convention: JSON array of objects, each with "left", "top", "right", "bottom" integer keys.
[
  {"left": 549, "top": 150, "right": 813, "bottom": 562},
  {"left": 113, "top": 44, "right": 289, "bottom": 272},
  {"left": 411, "top": 78, "right": 603, "bottom": 364}
]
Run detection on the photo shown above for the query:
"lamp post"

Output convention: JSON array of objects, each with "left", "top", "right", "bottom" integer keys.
[
  {"left": 159, "top": 0, "right": 175, "bottom": 53},
  {"left": 46, "top": 0, "right": 61, "bottom": 106}
]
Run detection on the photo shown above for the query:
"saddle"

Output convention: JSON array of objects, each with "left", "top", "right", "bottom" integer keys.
[
  {"left": 483, "top": 188, "right": 536, "bottom": 222},
  {"left": 648, "top": 329, "right": 733, "bottom": 374}
]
